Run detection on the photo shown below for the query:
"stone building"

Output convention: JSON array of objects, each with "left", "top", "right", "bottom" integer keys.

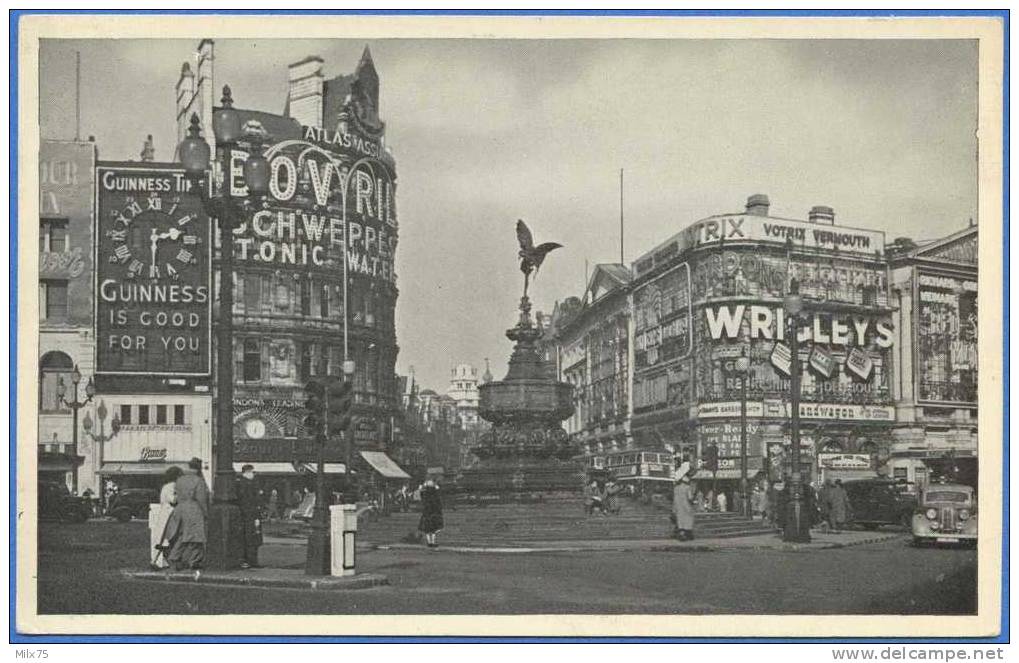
[
  {"left": 173, "top": 41, "right": 405, "bottom": 492},
  {"left": 886, "top": 224, "right": 978, "bottom": 487}
]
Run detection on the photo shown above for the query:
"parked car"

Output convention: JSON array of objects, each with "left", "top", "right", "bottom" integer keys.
[
  {"left": 912, "top": 482, "right": 977, "bottom": 546},
  {"left": 107, "top": 488, "right": 159, "bottom": 522},
  {"left": 38, "top": 480, "right": 91, "bottom": 523},
  {"left": 842, "top": 478, "right": 917, "bottom": 530}
]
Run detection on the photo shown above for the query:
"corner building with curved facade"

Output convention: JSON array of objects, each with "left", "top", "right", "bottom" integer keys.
[
  {"left": 175, "top": 43, "right": 402, "bottom": 490},
  {"left": 627, "top": 195, "right": 895, "bottom": 487}
]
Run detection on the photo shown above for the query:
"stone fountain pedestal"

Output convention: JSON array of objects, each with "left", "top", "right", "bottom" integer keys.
[{"left": 458, "top": 297, "right": 583, "bottom": 498}]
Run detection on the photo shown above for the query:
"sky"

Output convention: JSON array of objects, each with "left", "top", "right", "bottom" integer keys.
[{"left": 39, "top": 38, "right": 978, "bottom": 392}]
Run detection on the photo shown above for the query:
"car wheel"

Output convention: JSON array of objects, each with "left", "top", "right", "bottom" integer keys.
[
  {"left": 113, "top": 509, "right": 131, "bottom": 523},
  {"left": 912, "top": 536, "right": 927, "bottom": 548}
]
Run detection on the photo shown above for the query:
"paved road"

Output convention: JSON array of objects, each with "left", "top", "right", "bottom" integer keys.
[{"left": 32, "top": 521, "right": 976, "bottom": 615}]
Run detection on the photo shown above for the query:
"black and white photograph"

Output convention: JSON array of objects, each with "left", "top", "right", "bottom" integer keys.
[{"left": 13, "top": 12, "right": 1005, "bottom": 641}]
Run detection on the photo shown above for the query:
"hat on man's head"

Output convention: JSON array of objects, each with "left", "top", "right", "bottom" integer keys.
[
  {"left": 241, "top": 464, "right": 255, "bottom": 473},
  {"left": 187, "top": 457, "right": 202, "bottom": 470}
]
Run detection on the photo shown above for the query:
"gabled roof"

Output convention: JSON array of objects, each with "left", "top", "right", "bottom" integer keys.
[
  {"left": 585, "top": 263, "right": 632, "bottom": 304},
  {"left": 910, "top": 224, "right": 977, "bottom": 267}
]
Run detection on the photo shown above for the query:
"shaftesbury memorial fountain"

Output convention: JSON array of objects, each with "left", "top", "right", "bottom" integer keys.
[{"left": 460, "top": 220, "right": 582, "bottom": 496}]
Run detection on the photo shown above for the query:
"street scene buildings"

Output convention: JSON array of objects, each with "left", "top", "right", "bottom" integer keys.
[{"left": 28, "top": 31, "right": 989, "bottom": 623}]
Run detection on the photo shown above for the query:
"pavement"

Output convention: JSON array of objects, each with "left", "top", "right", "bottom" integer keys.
[{"left": 37, "top": 521, "right": 978, "bottom": 615}]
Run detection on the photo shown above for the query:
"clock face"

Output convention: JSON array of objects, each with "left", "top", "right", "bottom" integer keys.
[
  {"left": 245, "top": 418, "right": 267, "bottom": 439},
  {"left": 106, "top": 192, "right": 202, "bottom": 280}
]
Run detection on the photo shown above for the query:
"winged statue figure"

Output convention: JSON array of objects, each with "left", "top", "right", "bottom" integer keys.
[{"left": 516, "top": 219, "right": 563, "bottom": 298}]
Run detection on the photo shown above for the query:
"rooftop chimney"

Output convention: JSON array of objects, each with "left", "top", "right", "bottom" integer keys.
[
  {"left": 808, "top": 205, "right": 835, "bottom": 224},
  {"left": 745, "top": 194, "right": 770, "bottom": 216}
]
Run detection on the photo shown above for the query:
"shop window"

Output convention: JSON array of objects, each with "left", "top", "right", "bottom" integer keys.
[
  {"left": 173, "top": 404, "right": 186, "bottom": 425},
  {"left": 243, "top": 339, "right": 262, "bottom": 382},
  {"left": 41, "top": 279, "right": 69, "bottom": 320},
  {"left": 137, "top": 405, "right": 150, "bottom": 425},
  {"left": 155, "top": 404, "right": 167, "bottom": 425},
  {"left": 38, "top": 351, "right": 73, "bottom": 413},
  {"left": 120, "top": 404, "right": 132, "bottom": 424},
  {"left": 40, "top": 218, "right": 68, "bottom": 253},
  {"left": 893, "top": 467, "right": 908, "bottom": 481}
]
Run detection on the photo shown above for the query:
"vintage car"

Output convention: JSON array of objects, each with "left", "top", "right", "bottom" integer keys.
[
  {"left": 38, "top": 480, "right": 91, "bottom": 523},
  {"left": 107, "top": 488, "right": 160, "bottom": 522},
  {"left": 911, "top": 482, "right": 977, "bottom": 546},
  {"left": 842, "top": 478, "right": 916, "bottom": 529}
]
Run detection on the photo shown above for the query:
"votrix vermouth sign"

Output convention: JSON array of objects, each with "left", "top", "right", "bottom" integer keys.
[{"left": 94, "top": 164, "right": 212, "bottom": 376}]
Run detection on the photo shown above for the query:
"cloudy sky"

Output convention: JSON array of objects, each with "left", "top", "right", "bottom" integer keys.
[{"left": 39, "top": 38, "right": 978, "bottom": 391}]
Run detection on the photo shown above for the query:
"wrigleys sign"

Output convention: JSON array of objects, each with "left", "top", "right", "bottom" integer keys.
[
  {"left": 704, "top": 304, "right": 894, "bottom": 348},
  {"left": 220, "top": 126, "right": 397, "bottom": 284}
]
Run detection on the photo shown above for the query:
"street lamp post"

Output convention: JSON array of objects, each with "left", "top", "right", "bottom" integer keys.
[
  {"left": 82, "top": 399, "right": 121, "bottom": 513},
  {"left": 735, "top": 348, "right": 751, "bottom": 518},
  {"left": 57, "top": 364, "right": 95, "bottom": 494},
  {"left": 178, "top": 86, "right": 270, "bottom": 570},
  {"left": 782, "top": 279, "right": 811, "bottom": 543}
]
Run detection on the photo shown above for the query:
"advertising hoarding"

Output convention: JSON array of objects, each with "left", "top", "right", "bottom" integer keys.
[
  {"left": 914, "top": 270, "right": 978, "bottom": 405},
  {"left": 95, "top": 164, "right": 211, "bottom": 376}
]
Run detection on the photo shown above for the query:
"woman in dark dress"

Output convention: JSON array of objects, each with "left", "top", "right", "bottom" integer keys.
[{"left": 418, "top": 479, "right": 444, "bottom": 548}]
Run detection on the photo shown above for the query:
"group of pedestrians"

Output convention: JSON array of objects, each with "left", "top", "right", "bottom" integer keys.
[
  {"left": 583, "top": 479, "right": 622, "bottom": 516},
  {"left": 152, "top": 460, "right": 264, "bottom": 573}
]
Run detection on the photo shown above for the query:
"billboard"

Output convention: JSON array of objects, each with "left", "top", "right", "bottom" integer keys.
[
  {"left": 915, "top": 271, "right": 978, "bottom": 405},
  {"left": 95, "top": 164, "right": 212, "bottom": 376}
]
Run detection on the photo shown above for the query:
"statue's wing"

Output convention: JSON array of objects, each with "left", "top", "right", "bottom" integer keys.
[
  {"left": 535, "top": 242, "right": 562, "bottom": 254},
  {"left": 516, "top": 219, "right": 534, "bottom": 251}
]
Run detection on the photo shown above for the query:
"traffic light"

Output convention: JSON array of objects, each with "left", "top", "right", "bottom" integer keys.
[
  {"left": 304, "top": 379, "right": 325, "bottom": 439},
  {"left": 703, "top": 444, "right": 719, "bottom": 473},
  {"left": 327, "top": 378, "right": 354, "bottom": 437}
]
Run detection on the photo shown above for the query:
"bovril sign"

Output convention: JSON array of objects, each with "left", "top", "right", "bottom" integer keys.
[{"left": 221, "top": 126, "right": 398, "bottom": 285}]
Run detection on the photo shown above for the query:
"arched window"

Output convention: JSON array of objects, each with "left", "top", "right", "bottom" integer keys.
[{"left": 39, "top": 351, "right": 73, "bottom": 413}]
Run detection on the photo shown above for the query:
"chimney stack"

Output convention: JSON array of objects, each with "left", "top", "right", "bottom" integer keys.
[
  {"left": 745, "top": 194, "right": 770, "bottom": 216},
  {"left": 808, "top": 205, "right": 835, "bottom": 224}
]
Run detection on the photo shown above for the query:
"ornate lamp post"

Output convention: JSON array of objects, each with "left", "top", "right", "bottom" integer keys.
[
  {"left": 57, "top": 364, "right": 95, "bottom": 494},
  {"left": 178, "top": 86, "right": 270, "bottom": 570},
  {"left": 782, "top": 279, "right": 811, "bottom": 543},
  {"left": 734, "top": 347, "right": 751, "bottom": 518},
  {"left": 82, "top": 399, "right": 121, "bottom": 513}
]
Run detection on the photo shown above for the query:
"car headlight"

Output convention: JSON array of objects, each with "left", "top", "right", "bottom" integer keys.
[
  {"left": 958, "top": 509, "right": 970, "bottom": 521},
  {"left": 925, "top": 508, "right": 938, "bottom": 520}
]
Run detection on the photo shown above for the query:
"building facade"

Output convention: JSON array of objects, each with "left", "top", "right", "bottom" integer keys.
[
  {"left": 887, "top": 226, "right": 978, "bottom": 487},
  {"left": 552, "top": 264, "right": 632, "bottom": 459},
  {"left": 173, "top": 42, "right": 404, "bottom": 490},
  {"left": 38, "top": 139, "right": 98, "bottom": 491},
  {"left": 447, "top": 363, "right": 481, "bottom": 427}
]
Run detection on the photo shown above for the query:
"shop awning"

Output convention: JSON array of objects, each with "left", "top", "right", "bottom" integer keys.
[
  {"left": 99, "top": 462, "right": 186, "bottom": 476},
  {"left": 360, "top": 451, "right": 411, "bottom": 480},
  {"left": 298, "top": 463, "right": 348, "bottom": 475},
  {"left": 233, "top": 462, "right": 303, "bottom": 475},
  {"left": 692, "top": 469, "right": 763, "bottom": 480}
]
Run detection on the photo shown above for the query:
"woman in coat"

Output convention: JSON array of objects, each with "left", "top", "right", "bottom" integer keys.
[
  {"left": 828, "top": 479, "right": 851, "bottom": 533},
  {"left": 418, "top": 479, "right": 444, "bottom": 548},
  {"left": 165, "top": 458, "right": 210, "bottom": 571},
  {"left": 152, "top": 466, "right": 182, "bottom": 569},
  {"left": 672, "top": 475, "right": 696, "bottom": 541}
]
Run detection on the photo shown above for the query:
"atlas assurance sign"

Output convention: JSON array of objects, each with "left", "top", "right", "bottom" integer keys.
[{"left": 94, "top": 164, "right": 211, "bottom": 376}]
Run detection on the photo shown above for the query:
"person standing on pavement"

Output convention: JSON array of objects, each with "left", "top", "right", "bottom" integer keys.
[
  {"left": 418, "top": 478, "right": 444, "bottom": 548},
  {"left": 672, "top": 475, "right": 697, "bottom": 541},
  {"left": 152, "top": 466, "right": 182, "bottom": 569},
  {"left": 165, "top": 457, "right": 209, "bottom": 572},
  {"left": 236, "top": 464, "right": 264, "bottom": 569},
  {"left": 267, "top": 488, "right": 280, "bottom": 521},
  {"left": 828, "top": 479, "right": 851, "bottom": 533}
]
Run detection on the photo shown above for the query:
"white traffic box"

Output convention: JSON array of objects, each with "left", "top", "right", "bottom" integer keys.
[
  {"left": 329, "top": 504, "right": 358, "bottom": 576},
  {"left": 149, "top": 503, "right": 171, "bottom": 568}
]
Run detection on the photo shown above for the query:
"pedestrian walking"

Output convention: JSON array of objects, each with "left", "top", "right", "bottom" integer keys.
[
  {"left": 584, "top": 480, "right": 605, "bottom": 516},
  {"left": 672, "top": 475, "right": 697, "bottom": 540},
  {"left": 151, "top": 466, "right": 182, "bottom": 569},
  {"left": 164, "top": 457, "right": 209, "bottom": 572},
  {"left": 267, "top": 488, "right": 280, "bottom": 521},
  {"left": 828, "top": 479, "right": 851, "bottom": 533},
  {"left": 819, "top": 479, "right": 833, "bottom": 532},
  {"left": 604, "top": 479, "right": 621, "bottom": 515},
  {"left": 236, "top": 464, "right": 263, "bottom": 569},
  {"left": 418, "top": 478, "right": 444, "bottom": 548},
  {"left": 716, "top": 491, "right": 728, "bottom": 513},
  {"left": 751, "top": 485, "right": 764, "bottom": 518}
]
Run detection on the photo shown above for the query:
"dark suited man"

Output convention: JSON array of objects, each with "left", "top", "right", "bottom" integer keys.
[{"left": 237, "top": 464, "right": 264, "bottom": 569}]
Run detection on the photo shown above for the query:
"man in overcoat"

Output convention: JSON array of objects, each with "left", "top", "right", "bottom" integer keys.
[{"left": 237, "top": 464, "right": 264, "bottom": 568}]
